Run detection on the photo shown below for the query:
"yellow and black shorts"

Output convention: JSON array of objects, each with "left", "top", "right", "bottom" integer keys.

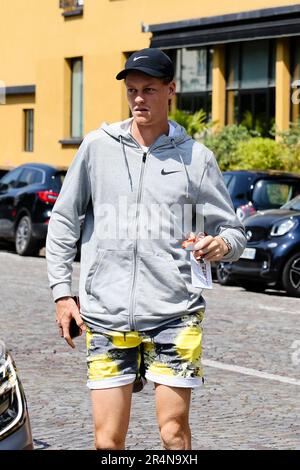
[{"left": 86, "top": 310, "right": 205, "bottom": 390}]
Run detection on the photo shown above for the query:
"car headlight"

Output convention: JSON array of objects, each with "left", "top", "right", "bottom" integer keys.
[
  {"left": 0, "top": 352, "right": 26, "bottom": 440},
  {"left": 270, "top": 219, "right": 297, "bottom": 237}
]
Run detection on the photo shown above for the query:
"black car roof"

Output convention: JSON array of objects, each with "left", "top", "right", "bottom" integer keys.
[{"left": 11, "top": 163, "right": 67, "bottom": 172}]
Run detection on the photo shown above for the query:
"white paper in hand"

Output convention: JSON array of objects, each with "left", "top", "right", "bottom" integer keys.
[{"left": 190, "top": 252, "right": 213, "bottom": 289}]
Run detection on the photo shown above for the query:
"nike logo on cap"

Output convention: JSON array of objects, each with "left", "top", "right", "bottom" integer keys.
[
  {"left": 161, "top": 169, "right": 181, "bottom": 175},
  {"left": 133, "top": 56, "right": 149, "bottom": 61}
]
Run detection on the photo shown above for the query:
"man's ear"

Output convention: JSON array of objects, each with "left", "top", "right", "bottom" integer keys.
[{"left": 168, "top": 81, "right": 176, "bottom": 98}]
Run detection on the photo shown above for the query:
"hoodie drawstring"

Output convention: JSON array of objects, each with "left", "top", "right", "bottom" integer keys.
[
  {"left": 120, "top": 134, "right": 189, "bottom": 198},
  {"left": 120, "top": 135, "right": 133, "bottom": 192},
  {"left": 171, "top": 139, "right": 190, "bottom": 199}
]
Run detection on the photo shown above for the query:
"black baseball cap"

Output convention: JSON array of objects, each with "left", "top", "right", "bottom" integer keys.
[{"left": 116, "top": 48, "right": 174, "bottom": 81}]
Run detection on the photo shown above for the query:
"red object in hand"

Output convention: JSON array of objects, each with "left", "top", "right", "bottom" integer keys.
[{"left": 181, "top": 234, "right": 197, "bottom": 249}]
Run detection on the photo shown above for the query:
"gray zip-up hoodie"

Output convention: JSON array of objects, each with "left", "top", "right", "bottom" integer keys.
[{"left": 46, "top": 118, "right": 246, "bottom": 332}]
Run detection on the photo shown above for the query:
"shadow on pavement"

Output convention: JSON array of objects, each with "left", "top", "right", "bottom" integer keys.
[
  {"left": 0, "top": 241, "right": 15, "bottom": 253},
  {"left": 0, "top": 241, "right": 45, "bottom": 258},
  {"left": 236, "top": 284, "right": 290, "bottom": 298}
]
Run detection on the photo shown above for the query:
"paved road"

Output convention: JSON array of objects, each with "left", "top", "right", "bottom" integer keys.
[{"left": 0, "top": 248, "right": 299, "bottom": 450}]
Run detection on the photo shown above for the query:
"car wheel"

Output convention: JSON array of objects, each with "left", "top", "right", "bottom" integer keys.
[
  {"left": 282, "top": 253, "right": 300, "bottom": 297},
  {"left": 216, "top": 262, "right": 234, "bottom": 286},
  {"left": 15, "top": 215, "right": 41, "bottom": 256},
  {"left": 238, "top": 281, "right": 267, "bottom": 293}
]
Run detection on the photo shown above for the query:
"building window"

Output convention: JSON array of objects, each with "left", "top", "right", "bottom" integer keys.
[
  {"left": 24, "top": 109, "right": 34, "bottom": 152},
  {"left": 71, "top": 58, "right": 83, "bottom": 138},
  {"left": 59, "top": 0, "right": 84, "bottom": 17},
  {"left": 226, "top": 40, "right": 275, "bottom": 136},
  {"left": 174, "top": 47, "right": 213, "bottom": 119},
  {"left": 291, "top": 37, "right": 300, "bottom": 124}
]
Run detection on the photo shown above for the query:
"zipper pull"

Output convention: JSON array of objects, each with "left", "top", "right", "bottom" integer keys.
[{"left": 142, "top": 152, "right": 147, "bottom": 163}]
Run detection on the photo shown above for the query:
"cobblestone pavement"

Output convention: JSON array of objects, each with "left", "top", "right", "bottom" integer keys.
[{"left": 0, "top": 247, "right": 299, "bottom": 450}]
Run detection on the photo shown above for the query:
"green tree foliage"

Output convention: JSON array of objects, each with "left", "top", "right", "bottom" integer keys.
[
  {"left": 277, "top": 124, "right": 300, "bottom": 173},
  {"left": 231, "top": 137, "right": 285, "bottom": 171},
  {"left": 203, "top": 125, "right": 252, "bottom": 170}
]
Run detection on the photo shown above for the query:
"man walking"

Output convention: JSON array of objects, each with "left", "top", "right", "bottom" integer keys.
[{"left": 46, "top": 48, "right": 246, "bottom": 450}]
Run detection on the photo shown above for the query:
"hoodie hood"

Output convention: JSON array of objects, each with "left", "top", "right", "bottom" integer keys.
[{"left": 100, "top": 118, "right": 192, "bottom": 149}]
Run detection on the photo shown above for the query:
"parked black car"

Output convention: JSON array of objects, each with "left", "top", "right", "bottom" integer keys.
[
  {"left": 217, "top": 195, "right": 300, "bottom": 297},
  {"left": 223, "top": 170, "right": 300, "bottom": 220},
  {"left": 0, "top": 341, "right": 33, "bottom": 450},
  {"left": 0, "top": 163, "right": 66, "bottom": 256}
]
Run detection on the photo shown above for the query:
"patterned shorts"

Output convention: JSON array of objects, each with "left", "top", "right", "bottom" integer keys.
[{"left": 86, "top": 310, "right": 205, "bottom": 390}]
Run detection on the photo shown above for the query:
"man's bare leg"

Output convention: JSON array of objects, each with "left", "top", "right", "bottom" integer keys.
[
  {"left": 91, "top": 383, "right": 133, "bottom": 450},
  {"left": 155, "top": 384, "right": 192, "bottom": 450}
]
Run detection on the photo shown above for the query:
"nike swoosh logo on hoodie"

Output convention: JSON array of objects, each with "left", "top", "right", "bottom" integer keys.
[{"left": 161, "top": 169, "right": 181, "bottom": 175}]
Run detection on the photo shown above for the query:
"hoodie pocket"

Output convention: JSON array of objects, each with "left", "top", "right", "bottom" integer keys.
[
  {"left": 135, "top": 252, "right": 189, "bottom": 318},
  {"left": 85, "top": 249, "right": 106, "bottom": 295},
  {"left": 85, "top": 249, "right": 133, "bottom": 316}
]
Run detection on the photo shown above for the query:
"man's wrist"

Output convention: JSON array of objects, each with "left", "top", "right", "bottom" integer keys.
[{"left": 220, "top": 236, "right": 232, "bottom": 255}]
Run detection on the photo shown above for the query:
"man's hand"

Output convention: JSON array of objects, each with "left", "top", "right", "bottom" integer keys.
[
  {"left": 55, "top": 296, "right": 86, "bottom": 349},
  {"left": 193, "top": 235, "right": 229, "bottom": 262}
]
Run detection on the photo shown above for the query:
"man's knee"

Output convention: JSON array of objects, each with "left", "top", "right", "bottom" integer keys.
[
  {"left": 94, "top": 433, "right": 125, "bottom": 450},
  {"left": 159, "top": 420, "right": 190, "bottom": 450}
]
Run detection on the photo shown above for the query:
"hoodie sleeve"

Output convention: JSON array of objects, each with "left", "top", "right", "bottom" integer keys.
[
  {"left": 46, "top": 137, "right": 92, "bottom": 302},
  {"left": 197, "top": 150, "right": 247, "bottom": 262}
]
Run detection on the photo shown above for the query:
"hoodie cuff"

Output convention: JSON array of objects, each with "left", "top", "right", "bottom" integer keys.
[
  {"left": 52, "top": 283, "right": 72, "bottom": 302},
  {"left": 221, "top": 243, "right": 236, "bottom": 261},
  {"left": 219, "top": 229, "right": 246, "bottom": 262}
]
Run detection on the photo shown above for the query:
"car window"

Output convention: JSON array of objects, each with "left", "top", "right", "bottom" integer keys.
[
  {"left": 223, "top": 174, "right": 232, "bottom": 187},
  {"left": 224, "top": 174, "right": 253, "bottom": 199},
  {"left": 15, "top": 168, "right": 42, "bottom": 188},
  {"left": 50, "top": 171, "right": 66, "bottom": 193},
  {"left": 252, "top": 180, "right": 295, "bottom": 209},
  {"left": 0, "top": 167, "right": 23, "bottom": 188},
  {"left": 31, "top": 169, "right": 44, "bottom": 184}
]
